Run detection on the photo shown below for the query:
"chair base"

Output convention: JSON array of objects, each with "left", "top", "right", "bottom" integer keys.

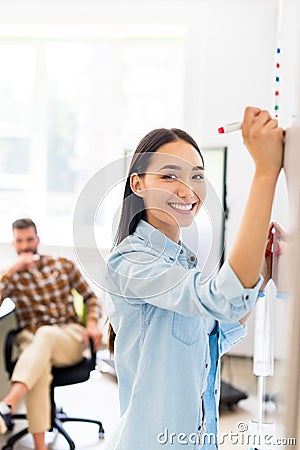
[
  {"left": 55, "top": 411, "right": 105, "bottom": 450},
  {"left": 1, "top": 412, "right": 105, "bottom": 450}
]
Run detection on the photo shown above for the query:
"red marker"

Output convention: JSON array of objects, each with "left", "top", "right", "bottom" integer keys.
[{"left": 218, "top": 121, "right": 242, "bottom": 134}]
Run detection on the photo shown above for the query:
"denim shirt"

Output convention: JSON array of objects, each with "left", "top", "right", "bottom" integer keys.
[{"left": 105, "top": 220, "right": 262, "bottom": 450}]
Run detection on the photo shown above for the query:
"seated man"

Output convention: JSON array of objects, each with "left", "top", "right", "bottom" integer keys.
[{"left": 0, "top": 218, "right": 103, "bottom": 450}]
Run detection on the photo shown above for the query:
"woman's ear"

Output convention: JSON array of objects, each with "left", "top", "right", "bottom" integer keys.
[{"left": 130, "top": 173, "right": 143, "bottom": 197}]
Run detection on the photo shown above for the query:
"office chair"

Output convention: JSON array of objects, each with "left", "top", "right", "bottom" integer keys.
[{"left": 2, "top": 329, "right": 105, "bottom": 450}]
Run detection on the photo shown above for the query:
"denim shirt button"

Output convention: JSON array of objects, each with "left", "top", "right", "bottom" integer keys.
[{"left": 190, "top": 255, "right": 195, "bottom": 262}]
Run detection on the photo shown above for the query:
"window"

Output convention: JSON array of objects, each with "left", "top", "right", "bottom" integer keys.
[{"left": 0, "top": 27, "right": 185, "bottom": 246}]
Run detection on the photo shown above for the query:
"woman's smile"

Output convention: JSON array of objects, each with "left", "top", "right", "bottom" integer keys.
[{"left": 167, "top": 201, "right": 197, "bottom": 214}]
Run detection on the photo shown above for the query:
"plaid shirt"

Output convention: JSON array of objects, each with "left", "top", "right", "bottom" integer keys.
[{"left": 0, "top": 255, "right": 101, "bottom": 333}]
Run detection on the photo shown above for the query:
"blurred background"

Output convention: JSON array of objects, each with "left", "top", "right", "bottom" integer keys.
[{"left": 0, "top": 0, "right": 297, "bottom": 248}]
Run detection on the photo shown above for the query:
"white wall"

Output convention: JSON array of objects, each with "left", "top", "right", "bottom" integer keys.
[{"left": 1, "top": 0, "right": 297, "bottom": 356}]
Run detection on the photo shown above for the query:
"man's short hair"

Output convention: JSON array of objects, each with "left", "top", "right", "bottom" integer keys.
[{"left": 12, "top": 218, "right": 37, "bottom": 234}]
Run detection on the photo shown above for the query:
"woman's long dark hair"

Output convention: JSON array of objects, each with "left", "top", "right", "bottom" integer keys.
[{"left": 108, "top": 128, "right": 204, "bottom": 353}]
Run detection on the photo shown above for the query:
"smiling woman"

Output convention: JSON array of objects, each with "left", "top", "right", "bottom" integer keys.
[
  {"left": 112, "top": 128, "right": 204, "bottom": 247},
  {"left": 129, "top": 139, "right": 207, "bottom": 242},
  {"left": 105, "top": 108, "right": 284, "bottom": 450}
]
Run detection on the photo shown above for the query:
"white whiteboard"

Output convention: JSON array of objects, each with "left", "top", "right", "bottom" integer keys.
[{"left": 273, "top": 0, "right": 300, "bottom": 442}]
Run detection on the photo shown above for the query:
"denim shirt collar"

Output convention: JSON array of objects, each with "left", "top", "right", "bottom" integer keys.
[{"left": 133, "top": 220, "right": 198, "bottom": 267}]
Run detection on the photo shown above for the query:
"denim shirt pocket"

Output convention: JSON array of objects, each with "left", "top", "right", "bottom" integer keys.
[{"left": 171, "top": 312, "right": 201, "bottom": 345}]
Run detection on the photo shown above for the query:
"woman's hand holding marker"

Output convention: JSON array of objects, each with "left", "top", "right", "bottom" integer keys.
[
  {"left": 241, "top": 107, "right": 284, "bottom": 178},
  {"left": 219, "top": 108, "right": 284, "bottom": 178}
]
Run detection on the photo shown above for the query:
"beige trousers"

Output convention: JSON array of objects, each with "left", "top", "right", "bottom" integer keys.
[{"left": 11, "top": 323, "right": 85, "bottom": 434}]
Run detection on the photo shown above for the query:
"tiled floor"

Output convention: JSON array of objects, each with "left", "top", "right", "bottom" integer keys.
[{"left": 0, "top": 355, "right": 284, "bottom": 450}]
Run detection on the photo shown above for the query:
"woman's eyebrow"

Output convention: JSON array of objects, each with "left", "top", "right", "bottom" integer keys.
[
  {"left": 158, "top": 164, "right": 204, "bottom": 171},
  {"left": 192, "top": 165, "right": 204, "bottom": 171}
]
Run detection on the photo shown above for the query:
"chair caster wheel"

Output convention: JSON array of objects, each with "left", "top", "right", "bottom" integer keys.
[{"left": 99, "top": 431, "right": 105, "bottom": 439}]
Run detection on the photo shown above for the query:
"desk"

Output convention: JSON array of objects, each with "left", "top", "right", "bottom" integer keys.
[{"left": 0, "top": 298, "right": 15, "bottom": 320}]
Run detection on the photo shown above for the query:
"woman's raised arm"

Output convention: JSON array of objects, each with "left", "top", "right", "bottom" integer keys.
[{"left": 228, "top": 106, "right": 284, "bottom": 288}]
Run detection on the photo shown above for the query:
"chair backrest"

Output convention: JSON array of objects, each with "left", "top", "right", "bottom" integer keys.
[{"left": 4, "top": 329, "right": 21, "bottom": 377}]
